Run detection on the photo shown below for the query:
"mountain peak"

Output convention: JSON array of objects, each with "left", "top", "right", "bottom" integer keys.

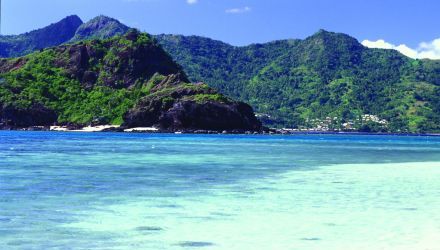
[
  {"left": 308, "top": 29, "right": 358, "bottom": 42},
  {"left": 26, "top": 15, "right": 83, "bottom": 38},
  {"left": 62, "top": 15, "right": 83, "bottom": 23},
  {"left": 70, "top": 15, "right": 130, "bottom": 42},
  {"left": 88, "top": 15, "right": 121, "bottom": 24},
  {"left": 303, "top": 29, "right": 364, "bottom": 56},
  {"left": 0, "top": 15, "right": 83, "bottom": 57},
  {"left": 315, "top": 28, "right": 332, "bottom": 34}
]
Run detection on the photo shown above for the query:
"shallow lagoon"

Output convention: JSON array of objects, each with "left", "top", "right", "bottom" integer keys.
[{"left": 1, "top": 132, "right": 439, "bottom": 249}]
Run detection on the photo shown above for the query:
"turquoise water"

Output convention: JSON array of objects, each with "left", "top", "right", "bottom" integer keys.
[{"left": 1, "top": 132, "right": 440, "bottom": 250}]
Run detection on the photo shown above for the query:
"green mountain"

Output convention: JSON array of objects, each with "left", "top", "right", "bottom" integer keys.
[
  {"left": 0, "top": 15, "right": 130, "bottom": 58},
  {"left": 0, "top": 15, "right": 83, "bottom": 58},
  {"left": 70, "top": 15, "right": 130, "bottom": 42},
  {"left": 156, "top": 31, "right": 440, "bottom": 133},
  {"left": 0, "top": 30, "right": 261, "bottom": 131},
  {"left": 1, "top": 16, "right": 439, "bottom": 133}
]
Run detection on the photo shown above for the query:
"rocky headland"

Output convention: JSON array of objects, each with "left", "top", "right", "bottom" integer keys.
[{"left": 0, "top": 30, "right": 262, "bottom": 133}]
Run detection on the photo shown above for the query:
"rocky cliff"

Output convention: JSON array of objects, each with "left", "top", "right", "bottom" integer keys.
[
  {"left": 123, "top": 74, "right": 261, "bottom": 131},
  {"left": 0, "top": 30, "right": 262, "bottom": 132}
]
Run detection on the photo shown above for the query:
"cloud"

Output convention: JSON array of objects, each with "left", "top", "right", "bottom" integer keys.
[
  {"left": 187, "top": 0, "right": 198, "bottom": 4},
  {"left": 225, "top": 6, "right": 251, "bottom": 14},
  {"left": 362, "top": 38, "right": 440, "bottom": 60}
]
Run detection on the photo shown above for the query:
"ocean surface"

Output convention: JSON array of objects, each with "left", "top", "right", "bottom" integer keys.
[{"left": 0, "top": 131, "right": 440, "bottom": 250}]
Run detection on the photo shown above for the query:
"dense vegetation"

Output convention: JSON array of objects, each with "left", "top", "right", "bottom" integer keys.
[
  {"left": 156, "top": 31, "right": 440, "bottom": 133},
  {"left": 0, "top": 30, "right": 230, "bottom": 127},
  {"left": 1, "top": 15, "right": 440, "bottom": 132}
]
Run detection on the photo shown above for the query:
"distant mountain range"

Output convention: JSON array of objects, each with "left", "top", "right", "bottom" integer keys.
[
  {"left": 0, "top": 15, "right": 129, "bottom": 58},
  {"left": 1, "top": 15, "right": 439, "bottom": 132},
  {"left": 0, "top": 15, "right": 83, "bottom": 58}
]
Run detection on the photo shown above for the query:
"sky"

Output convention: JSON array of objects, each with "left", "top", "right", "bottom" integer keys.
[{"left": 1, "top": 0, "right": 440, "bottom": 59}]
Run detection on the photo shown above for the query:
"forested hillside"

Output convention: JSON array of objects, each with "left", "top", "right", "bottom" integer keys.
[
  {"left": 1, "top": 15, "right": 439, "bottom": 132},
  {"left": 0, "top": 30, "right": 261, "bottom": 131},
  {"left": 156, "top": 30, "right": 440, "bottom": 132}
]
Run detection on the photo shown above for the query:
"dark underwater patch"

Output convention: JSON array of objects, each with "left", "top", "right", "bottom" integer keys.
[
  {"left": 300, "top": 237, "right": 321, "bottom": 241},
  {"left": 177, "top": 241, "right": 215, "bottom": 247},
  {"left": 134, "top": 226, "right": 163, "bottom": 232}
]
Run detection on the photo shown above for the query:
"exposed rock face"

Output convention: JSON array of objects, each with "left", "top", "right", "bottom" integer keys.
[
  {"left": 124, "top": 98, "right": 262, "bottom": 132},
  {"left": 0, "top": 31, "right": 262, "bottom": 132},
  {"left": 0, "top": 58, "right": 28, "bottom": 73},
  {"left": 70, "top": 16, "right": 130, "bottom": 42},
  {"left": 123, "top": 75, "right": 262, "bottom": 131},
  {"left": 53, "top": 30, "right": 188, "bottom": 89},
  {"left": 0, "top": 103, "right": 57, "bottom": 128},
  {"left": 162, "top": 101, "right": 260, "bottom": 131}
]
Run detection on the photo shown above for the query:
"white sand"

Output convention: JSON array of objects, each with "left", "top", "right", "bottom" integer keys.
[
  {"left": 50, "top": 126, "right": 69, "bottom": 131},
  {"left": 71, "top": 125, "right": 120, "bottom": 132},
  {"left": 50, "top": 125, "right": 120, "bottom": 132},
  {"left": 123, "top": 127, "right": 159, "bottom": 132}
]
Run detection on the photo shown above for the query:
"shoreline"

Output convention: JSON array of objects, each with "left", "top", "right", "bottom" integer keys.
[{"left": 0, "top": 125, "right": 439, "bottom": 137}]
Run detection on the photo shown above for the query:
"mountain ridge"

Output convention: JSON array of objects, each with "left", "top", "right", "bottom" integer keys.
[
  {"left": 0, "top": 15, "right": 83, "bottom": 58},
  {"left": 156, "top": 31, "right": 440, "bottom": 132},
  {"left": 1, "top": 15, "right": 439, "bottom": 132}
]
